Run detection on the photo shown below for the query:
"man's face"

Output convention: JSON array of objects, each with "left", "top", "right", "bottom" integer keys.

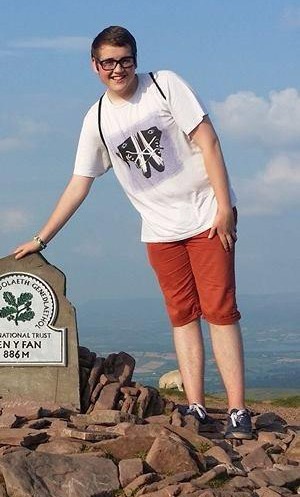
[{"left": 92, "top": 43, "right": 137, "bottom": 100}]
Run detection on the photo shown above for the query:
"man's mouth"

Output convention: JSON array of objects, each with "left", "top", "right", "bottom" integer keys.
[{"left": 111, "top": 75, "right": 126, "bottom": 82}]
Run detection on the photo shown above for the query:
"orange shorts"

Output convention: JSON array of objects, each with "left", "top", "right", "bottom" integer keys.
[{"left": 147, "top": 219, "right": 241, "bottom": 327}]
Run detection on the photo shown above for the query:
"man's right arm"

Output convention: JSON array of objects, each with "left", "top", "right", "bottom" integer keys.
[{"left": 14, "top": 174, "right": 94, "bottom": 259}]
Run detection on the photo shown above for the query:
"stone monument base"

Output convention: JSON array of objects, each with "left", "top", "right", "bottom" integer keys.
[{"left": 0, "top": 254, "right": 80, "bottom": 410}]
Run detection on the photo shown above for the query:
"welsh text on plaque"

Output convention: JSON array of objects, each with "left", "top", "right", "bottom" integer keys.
[{"left": 0, "top": 272, "right": 66, "bottom": 365}]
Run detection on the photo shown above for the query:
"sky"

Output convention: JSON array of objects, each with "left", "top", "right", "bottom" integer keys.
[{"left": 1, "top": 0, "right": 300, "bottom": 306}]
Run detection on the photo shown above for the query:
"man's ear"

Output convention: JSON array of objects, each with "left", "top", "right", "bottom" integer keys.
[{"left": 91, "top": 58, "right": 100, "bottom": 74}]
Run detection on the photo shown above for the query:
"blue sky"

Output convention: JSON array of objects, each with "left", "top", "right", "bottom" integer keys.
[{"left": 1, "top": 0, "right": 300, "bottom": 305}]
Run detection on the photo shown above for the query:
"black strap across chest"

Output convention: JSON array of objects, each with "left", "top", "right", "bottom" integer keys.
[{"left": 97, "top": 72, "right": 166, "bottom": 151}]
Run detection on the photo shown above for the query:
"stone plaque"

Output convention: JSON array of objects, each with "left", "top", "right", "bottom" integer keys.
[
  {"left": 0, "top": 253, "right": 80, "bottom": 409},
  {"left": 0, "top": 272, "right": 66, "bottom": 365}
]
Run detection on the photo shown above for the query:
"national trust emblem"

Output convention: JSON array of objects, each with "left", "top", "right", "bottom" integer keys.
[{"left": 0, "top": 272, "right": 66, "bottom": 365}]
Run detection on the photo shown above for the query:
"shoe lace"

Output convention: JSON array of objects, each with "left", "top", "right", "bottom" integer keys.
[
  {"left": 187, "top": 403, "right": 207, "bottom": 420},
  {"left": 230, "top": 409, "right": 248, "bottom": 428}
]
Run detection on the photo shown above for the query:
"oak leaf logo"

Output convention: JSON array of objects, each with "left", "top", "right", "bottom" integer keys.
[{"left": 0, "top": 291, "right": 35, "bottom": 326}]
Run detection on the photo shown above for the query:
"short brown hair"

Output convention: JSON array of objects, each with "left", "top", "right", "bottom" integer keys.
[{"left": 91, "top": 26, "right": 137, "bottom": 62}]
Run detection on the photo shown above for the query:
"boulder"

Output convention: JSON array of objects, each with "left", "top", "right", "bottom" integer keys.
[
  {"left": 119, "top": 457, "right": 144, "bottom": 487},
  {"left": 93, "top": 382, "right": 121, "bottom": 410},
  {"left": 0, "top": 448, "right": 119, "bottom": 497},
  {"left": 146, "top": 434, "right": 202, "bottom": 475}
]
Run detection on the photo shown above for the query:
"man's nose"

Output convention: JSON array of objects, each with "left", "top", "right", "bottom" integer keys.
[{"left": 113, "top": 61, "right": 126, "bottom": 72}]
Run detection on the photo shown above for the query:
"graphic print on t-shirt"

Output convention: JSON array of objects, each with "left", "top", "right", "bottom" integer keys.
[{"left": 116, "top": 126, "right": 164, "bottom": 179}]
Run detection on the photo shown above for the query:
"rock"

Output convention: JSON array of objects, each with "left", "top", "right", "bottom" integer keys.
[
  {"left": 268, "top": 485, "right": 295, "bottom": 495},
  {"left": 184, "top": 413, "right": 202, "bottom": 433},
  {"left": 164, "top": 400, "right": 176, "bottom": 415},
  {"left": 121, "top": 386, "right": 141, "bottom": 396},
  {"left": 170, "top": 408, "right": 183, "bottom": 427},
  {"left": 285, "top": 433, "right": 300, "bottom": 463},
  {"left": 43, "top": 418, "right": 68, "bottom": 437},
  {"left": 273, "top": 466, "right": 300, "bottom": 488},
  {"left": 113, "top": 422, "right": 168, "bottom": 439},
  {"left": 21, "top": 432, "right": 49, "bottom": 448},
  {"left": 255, "top": 412, "right": 287, "bottom": 432},
  {"left": 0, "top": 412, "right": 19, "bottom": 429},
  {"left": 258, "top": 431, "right": 280, "bottom": 444},
  {"left": 28, "top": 419, "right": 52, "bottom": 430},
  {"left": 242, "top": 446, "right": 274, "bottom": 471},
  {"left": 249, "top": 468, "right": 292, "bottom": 488},
  {"left": 235, "top": 438, "right": 270, "bottom": 456},
  {"left": 80, "top": 367, "right": 90, "bottom": 395},
  {"left": 165, "top": 425, "right": 214, "bottom": 453},
  {"left": 36, "top": 438, "right": 92, "bottom": 454},
  {"left": 0, "top": 487, "right": 7, "bottom": 497},
  {"left": 90, "top": 382, "right": 103, "bottom": 404},
  {"left": 146, "top": 434, "right": 201, "bottom": 475},
  {"left": 145, "top": 415, "right": 171, "bottom": 425},
  {"left": 104, "top": 422, "right": 133, "bottom": 436},
  {"left": 136, "top": 387, "right": 153, "bottom": 418},
  {"left": 78, "top": 346, "right": 96, "bottom": 368},
  {"left": 93, "top": 382, "right": 121, "bottom": 410},
  {"left": 81, "top": 357, "right": 106, "bottom": 412},
  {"left": 135, "top": 471, "right": 198, "bottom": 495},
  {"left": 103, "top": 352, "right": 135, "bottom": 386},
  {"left": 88, "top": 357, "right": 105, "bottom": 390},
  {"left": 225, "top": 476, "right": 256, "bottom": 490},
  {"left": 120, "top": 393, "right": 137, "bottom": 414},
  {"left": 119, "top": 458, "right": 144, "bottom": 487},
  {"left": 0, "top": 427, "right": 45, "bottom": 446},
  {"left": 71, "top": 409, "right": 140, "bottom": 427},
  {"left": 123, "top": 473, "right": 161, "bottom": 497},
  {"left": 248, "top": 468, "right": 270, "bottom": 487},
  {"left": 94, "top": 434, "right": 156, "bottom": 460},
  {"left": 191, "top": 464, "right": 227, "bottom": 486},
  {"left": 171, "top": 409, "right": 185, "bottom": 426},
  {"left": 147, "top": 391, "right": 165, "bottom": 416},
  {"left": 205, "top": 446, "right": 232, "bottom": 466},
  {"left": 62, "top": 427, "right": 118, "bottom": 442},
  {"left": 256, "top": 487, "right": 283, "bottom": 497},
  {"left": 0, "top": 448, "right": 119, "bottom": 497}
]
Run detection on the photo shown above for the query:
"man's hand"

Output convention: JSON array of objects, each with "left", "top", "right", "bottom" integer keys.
[
  {"left": 208, "top": 209, "right": 237, "bottom": 252},
  {"left": 13, "top": 240, "right": 42, "bottom": 260}
]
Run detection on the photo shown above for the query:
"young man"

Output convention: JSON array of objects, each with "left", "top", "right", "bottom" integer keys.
[{"left": 14, "top": 26, "right": 252, "bottom": 439}]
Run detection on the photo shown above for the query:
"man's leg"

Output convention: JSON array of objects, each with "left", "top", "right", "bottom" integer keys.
[
  {"left": 173, "top": 319, "right": 205, "bottom": 406},
  {"left": 208, "top": 321, "right": 245, "bottom": 411},
  {"left": 146, "top": 241, "right": 206, "bottom": 407}
]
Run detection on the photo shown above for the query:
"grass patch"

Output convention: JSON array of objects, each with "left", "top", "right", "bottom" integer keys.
[
  {"left": 112, "top": 490, "right": 126, "bottom": 497},
  {"left": 193, "top": 441, "right": 212, "bottom": 453},
  {"left": 270, "top": 395, "right": 300, "bottom": 408},
  {"left": 208, "top": 474, "right": 230, "bottom": 488},
  {"left": 134, "top": 450, "right": 148, "bottom": 461},
  {"left": 103, "top": 450, "right": 119, "bottom": 464},
  {"left": 79, "top": 443, "right": 91, "bottom": 453},
  {"left": 159, "top": 388, "right": 187, "bottom": 400}
]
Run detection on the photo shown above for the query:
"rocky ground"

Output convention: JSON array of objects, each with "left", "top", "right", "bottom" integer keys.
[{"left": 0, "top": 347, "right": 298, "bottom": 497}]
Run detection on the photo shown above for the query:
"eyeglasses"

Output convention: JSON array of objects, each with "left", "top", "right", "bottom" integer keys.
[{"left": 95, "top": 56, "right": 135, "bottom": 71}]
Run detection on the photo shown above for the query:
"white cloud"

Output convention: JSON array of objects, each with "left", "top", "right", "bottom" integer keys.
[
  {"left": 0, "top": 115, "right": 49, "bottom": 153},
  {"left": 0, "top": 49, "right": 15, "bottom": 57},
  {"left": 0, "top": 208, "right": 31, "bottom": 233},
  {"left": 0, "top": 137, "right": 23, "bottom": 152},
  {"left": 234, "top": 153, "right": 300, "bottom": 215},
  {"left": 211, "top": 88, "right": 300, "bottom": 148},
  {"left": 282, "top": 6, "right": 300, "bottom": 28},
  {"left": 9, "top": 36, "right": 90, "bottom": 51},
  {"left": 72, "top": 241, "right": 103, "bottom": 258}
]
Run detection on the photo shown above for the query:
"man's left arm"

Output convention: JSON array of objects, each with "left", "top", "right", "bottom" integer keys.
[{"left": 189, "top": 116, "right": 237, "bottom": 252}]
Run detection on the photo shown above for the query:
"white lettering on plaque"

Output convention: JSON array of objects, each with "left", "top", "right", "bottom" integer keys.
[{"left": 0, "top": 272, "right": 66, "bottom": 366}]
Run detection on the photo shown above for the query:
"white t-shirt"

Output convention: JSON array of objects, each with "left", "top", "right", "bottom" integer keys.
[{"left": 73, "top": 70, "right": 236, "bottom": 242}]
